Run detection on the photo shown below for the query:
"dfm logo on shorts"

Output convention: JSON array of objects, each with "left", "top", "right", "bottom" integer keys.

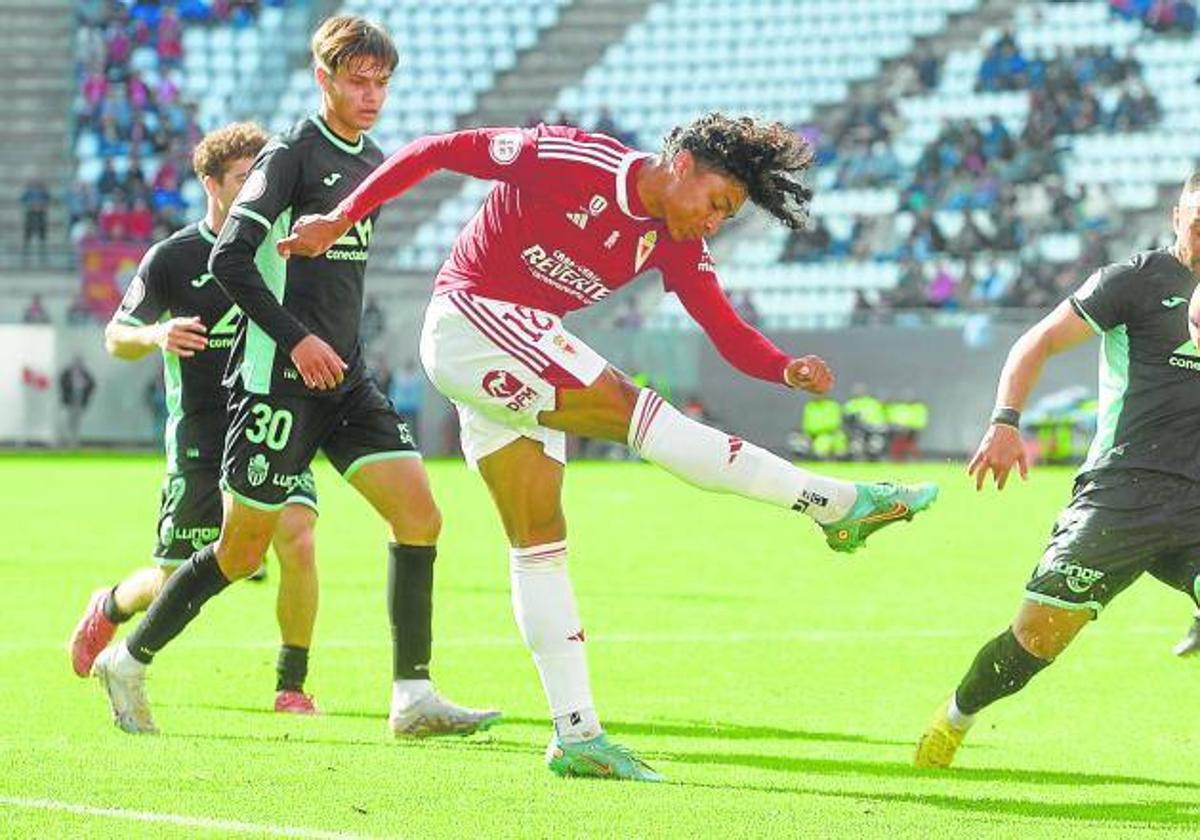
[
  {"left": 483, "top": 370, "right": 539, "bottom": 412},
  {"left": 1039, "top": 557, "right": 1106, "bottom": 594}
]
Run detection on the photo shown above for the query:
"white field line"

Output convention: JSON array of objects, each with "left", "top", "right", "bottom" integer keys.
[
  {"left": 1, "top": 625, "right": 1182, "bottom": 653},
  {"left": 0, "top": 795, "right": 375, "bottom": 839}
]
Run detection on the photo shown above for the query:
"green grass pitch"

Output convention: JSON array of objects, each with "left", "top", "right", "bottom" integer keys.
[{"left": 2, "top": 454, "right": 1198, "bottom": 838}]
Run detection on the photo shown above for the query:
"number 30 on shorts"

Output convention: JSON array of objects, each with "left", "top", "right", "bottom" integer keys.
[{"left": 245, "top": 403, "right": 293, "bottom": 451}]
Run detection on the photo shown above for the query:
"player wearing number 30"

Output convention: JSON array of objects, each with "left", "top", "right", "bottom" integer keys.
[
  {"left": 89, "top": 15, "right": 498, "bottom": 738},
  {"left": 76, "top": 123, "right": 323, "bottom": 723},
  {"left": 281, "top": 114, "right": 937, "bottom": 780}
]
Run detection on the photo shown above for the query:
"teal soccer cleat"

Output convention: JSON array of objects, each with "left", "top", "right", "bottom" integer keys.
[
  {"left": 820, "top": 481, "right": 938, "bottom": 554},
  {"left": 545, "top": 734, "right": 664, "bottom": 782}
]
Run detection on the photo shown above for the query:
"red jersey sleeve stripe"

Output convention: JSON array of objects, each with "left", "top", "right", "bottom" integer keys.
[{"left": 539, "top": 137, "right": 624, "bottom": 164}]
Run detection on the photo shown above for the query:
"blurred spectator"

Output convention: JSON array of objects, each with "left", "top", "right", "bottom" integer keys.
[
  {"left": 22, "top": 294, "right": 51, "bottom": 324},
  {"left": 781, "top": 217, "right": 832, "bottom": 262},
  {"left": 59, "top": 355, "right": 96, "bottom": 448},
  {"left": 730, "top": 289, "right": 760, "bottom": 327},
  {"left": 21, "top": 178, "right": 51, "bottom": 265},
  {"left": 591, "top": 106, "right": 637, "bottom": 147}
]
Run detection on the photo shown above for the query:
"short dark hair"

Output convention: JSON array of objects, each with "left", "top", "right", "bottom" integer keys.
[
  {"left": 662, "top": 113, "right": 815, "bottom": 229},
  {"left": 311, "top": 15, "right": 398, "bottom": 76},
  {"left": 192, "top": 122, "right": 268, "bottom": 180}
]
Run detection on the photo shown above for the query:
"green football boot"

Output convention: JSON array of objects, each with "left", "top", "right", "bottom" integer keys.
[
  {"left": 545, "top": 734, "right": 664, "bottom": 782},
  {"left": 821, "top": 481, "right": 938, "bottom": 554}
]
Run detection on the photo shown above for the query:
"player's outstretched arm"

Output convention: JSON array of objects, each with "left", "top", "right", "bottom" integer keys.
[
  {"left": 276, "top": 211, "right": 352, "bottom": 259},
  {"left": 968, "top": 299, "right": 1094, "bottom": 491},
  {"left": 105, "top": 317, "right": 208, "bottom": 361}
]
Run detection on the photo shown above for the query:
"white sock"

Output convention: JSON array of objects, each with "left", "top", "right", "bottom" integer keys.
[
  {"left": 391, "top": 678, "right": 433, "bottom": 712},
  {"left": 947, "top": 695, "right": 976, "bottom": 730},
  {"left": 628, "top": 389, "right": 858, "bottom": 524},
  {"left": 510, "top": 542, "right": 602, "bottom": 742},
  {"left": 115, "top": 641, "right": 146, "bottom": 675}
]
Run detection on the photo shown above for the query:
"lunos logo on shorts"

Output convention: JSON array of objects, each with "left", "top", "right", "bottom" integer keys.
[
  {"left": 482, "top": 370, "right": 539, "bottom": 412},
  {"left": 247, "top": 453, "right": 270, "bottom": 487},
  {"left": 1039, "top": 556, "right": 1106, "bottom": 594},
  {"left": 159, "top": 516, "right": 219, "bottom": 550}
]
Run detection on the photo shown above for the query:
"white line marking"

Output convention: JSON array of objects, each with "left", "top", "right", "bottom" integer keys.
[{"left": 0, "top": 796, "right": 374, "bottom": 838}]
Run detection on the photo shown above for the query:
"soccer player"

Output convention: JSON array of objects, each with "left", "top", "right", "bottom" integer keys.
[
  {"left": 914, "top": 173, "right": 1200, "bottom": 769},
  {"left": 280, "top": 114, "right": 938, "bottom": 780},
  {"left": 70, "top": 122, "right": 322, "bottom": 715},
  {"left": 90, "top": 15, "right": 499, "bottom": 738}
]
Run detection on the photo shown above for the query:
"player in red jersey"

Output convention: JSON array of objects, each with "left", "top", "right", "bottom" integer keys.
[{"left": 281, "top": 113, "right": 938, "bottom": 781}]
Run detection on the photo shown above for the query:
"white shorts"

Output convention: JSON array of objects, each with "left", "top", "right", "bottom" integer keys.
[{"left": 419, "top": 290, "right": 609, "bottom": 469}]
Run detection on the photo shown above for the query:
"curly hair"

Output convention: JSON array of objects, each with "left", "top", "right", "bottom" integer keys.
[
  {"left": 192, "top": 122, "right": 269, "bottom": 181},
  {"left": 662, "top": 113, "right": 815, "bottom": 229}
]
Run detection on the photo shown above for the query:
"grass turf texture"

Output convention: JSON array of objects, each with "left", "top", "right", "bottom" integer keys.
[{"left": 2, "top": 454, "right": 1198, "bottom": 838}]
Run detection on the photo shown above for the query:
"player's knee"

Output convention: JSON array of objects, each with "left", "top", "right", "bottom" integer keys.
[
  {"left": 390, "top": 500, "right": 442, "bottom": 545},
  {"left": 1012, "top": 608, "right": 1086, "bottom": 660},
  {"left": 274, "top": 527, "right": 316, "bottom": 572}
]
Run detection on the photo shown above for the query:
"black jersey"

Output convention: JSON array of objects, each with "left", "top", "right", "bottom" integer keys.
[
  {"left": 111, "top": 221, "right": 240, "bottom": 467},
  {"left": 1069, "top": 248, "right": 1200, "bottom": 481},
  {"left": 209, "top": 114, "right": 385, "bottom": 398}
]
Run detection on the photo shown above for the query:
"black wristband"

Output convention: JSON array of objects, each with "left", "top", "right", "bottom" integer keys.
[{"left": 990, "top": 407, "right": 1021, "bottom": 428}]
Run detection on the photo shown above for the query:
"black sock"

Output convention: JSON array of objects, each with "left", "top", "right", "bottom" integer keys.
[
  {"left": 955, "top": 628, "right": 1051, "bottom": 715},
  {"left": 276, "top": 645, "right": 309, "bottom": 692},
  {"left": 124, "top": 544, "right": 232, "bottom": 665},
  {"left": 388, "top": 543, "right": 435, "bottom": 681},
  {"left": 101, "top": 585, "right": 132, "bottom": 624}
]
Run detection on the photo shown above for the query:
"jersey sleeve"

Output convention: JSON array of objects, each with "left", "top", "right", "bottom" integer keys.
[
  {"left": 338, "top": 125, "right": 626, "bottom": 222},
  {"left": 209, "top": 141, "right": 310, "bottom": 353},
  {"left": 111, "top": 242, "right": 169, "bottom": 326},
  {"left": 660, "top": 243, "right": 792, "bottom": 384},
  {"left": 1069, "top": 261, "right": 1140, "bottom": 333}
]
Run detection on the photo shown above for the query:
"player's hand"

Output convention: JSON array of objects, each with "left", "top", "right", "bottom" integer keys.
[
  {"left": 276, "top": 212, "right": 353, "bottom": 258},
  {"left": 967, "top": 423, "right": 1028, "bottom": 491},
  {"left": 785, "top": 355, "right": 834, "bottom": 394},
  {"left": 290, "top": 335, "right": 347, "bottom": 390},
  {"left": 154, "top": 316, "right": 208, "bottom": 358}
]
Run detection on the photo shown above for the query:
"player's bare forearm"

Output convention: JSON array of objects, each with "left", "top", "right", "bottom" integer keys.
[
  {"left": 104, "top": 322, "right": 160, "bottom": 361},
  {"left": 1189, "top": 282, "right": 1200, "bottom": 349},
  {"left": 993, "top": 299, "right": 1094, "bottom": 411}
]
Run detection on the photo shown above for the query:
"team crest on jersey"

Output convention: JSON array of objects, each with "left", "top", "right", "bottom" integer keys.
[
  {"left": 236, "top": 169, "right": 267, "bottom": 205},
  {"left": 247, "top": 453, "right": 270, "bottom": 487},
  {"left": 552, "top": 334, "right": 578, "bottom": 356},
  {"left": 588, "top": 195, "right": 608, "bottom": 216},
  {"left": 635, "top": 231, "right": 658, "bottom": 272},
  {"left": 604, "top": 231, "right": 620, "bottom": 249},
  {"left": 489, "top": 132, "right": 522, "bottom": 165}
]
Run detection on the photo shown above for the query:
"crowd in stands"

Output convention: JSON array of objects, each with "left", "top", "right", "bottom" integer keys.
[
  {"left": 70, "top": 0, "right": 278, "bottom": 246},
  {"left": 781, "top": 28, "right": 1165, "bottom": 312},
  {"left": 1110, "top": 0, "right": 1197, "bottom": 33}
]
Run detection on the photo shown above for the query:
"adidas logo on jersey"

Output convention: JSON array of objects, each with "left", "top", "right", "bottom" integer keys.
[{"left": 566, "top": 211, "right": 589, "bottom": 229}]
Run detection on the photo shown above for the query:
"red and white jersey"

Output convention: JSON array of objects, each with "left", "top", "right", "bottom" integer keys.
[{"left": 340, "top": 124, "right": 793, "bottom": 384}]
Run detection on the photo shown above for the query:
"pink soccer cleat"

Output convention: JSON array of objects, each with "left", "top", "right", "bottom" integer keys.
[
  {"left": 69, "top": 588, "right": 117, "bottom": 677},
  {"left": 274, "top": 690, "right": 319, "bottom": 715}
]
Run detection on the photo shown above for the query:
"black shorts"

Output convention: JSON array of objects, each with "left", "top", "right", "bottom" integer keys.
[
  {"left": 1026, "top": 469, "right": 1200, "bottom": 617},
  {"left": 153, "top": 462, "right": 318, "bottom": 564},
  {"left": 221, "top": 377, "right": 419, "bottom": 510}
]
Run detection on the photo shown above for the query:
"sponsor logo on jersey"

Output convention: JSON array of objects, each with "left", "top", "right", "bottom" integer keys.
[
  {"left": 1169, "top": 339, "right": 1200, "bottom": 371},
  {"left": 520, "top": 244, "right": 612, "bottom": 303},
  {"left": 247, "top": 452, "right": 270, "bottom": 487},
  {"left": 603, "top": 231, "right": 620, "bottom": 249},
  {"left": 1162, "top": 296, "right": 1188, "bottom": 308},
  {"left": 327, "top": 218, "right": 373, "bottom": 262},
  {"left": 191, "top": 272, "right": 214, "bottom": 288},
  {"left": 552, "top": 334, "right": 577, "bottom": 356},
  {"left": 1037, "top": 556, "right": 1105, "bottom": 594},
  {"left": 698, "top": 244, "right": 716, "bottom": 274},
  {"left": 323, "top": 172, "right": 342, "bottom": 186},
  {"left": 588, "top": 195, "right": 608, "bottom": 216},
  {"left": 236, "top": 169, "right": 267, "bottom": 205},
  {"left": 726, "top": 436, "right": 744, "bottom": 464},
  {"left": 635, "top": 230, "right": 657, "bottom": 272},
  {"left": 566, "top": 211, "right": 589, "bottom": 229},
  {"left": 482, "top": 369, "right": 539, "bottom": 411},
  {"left": 489, "top": 131, "right": 522, "bottom": 165}
]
